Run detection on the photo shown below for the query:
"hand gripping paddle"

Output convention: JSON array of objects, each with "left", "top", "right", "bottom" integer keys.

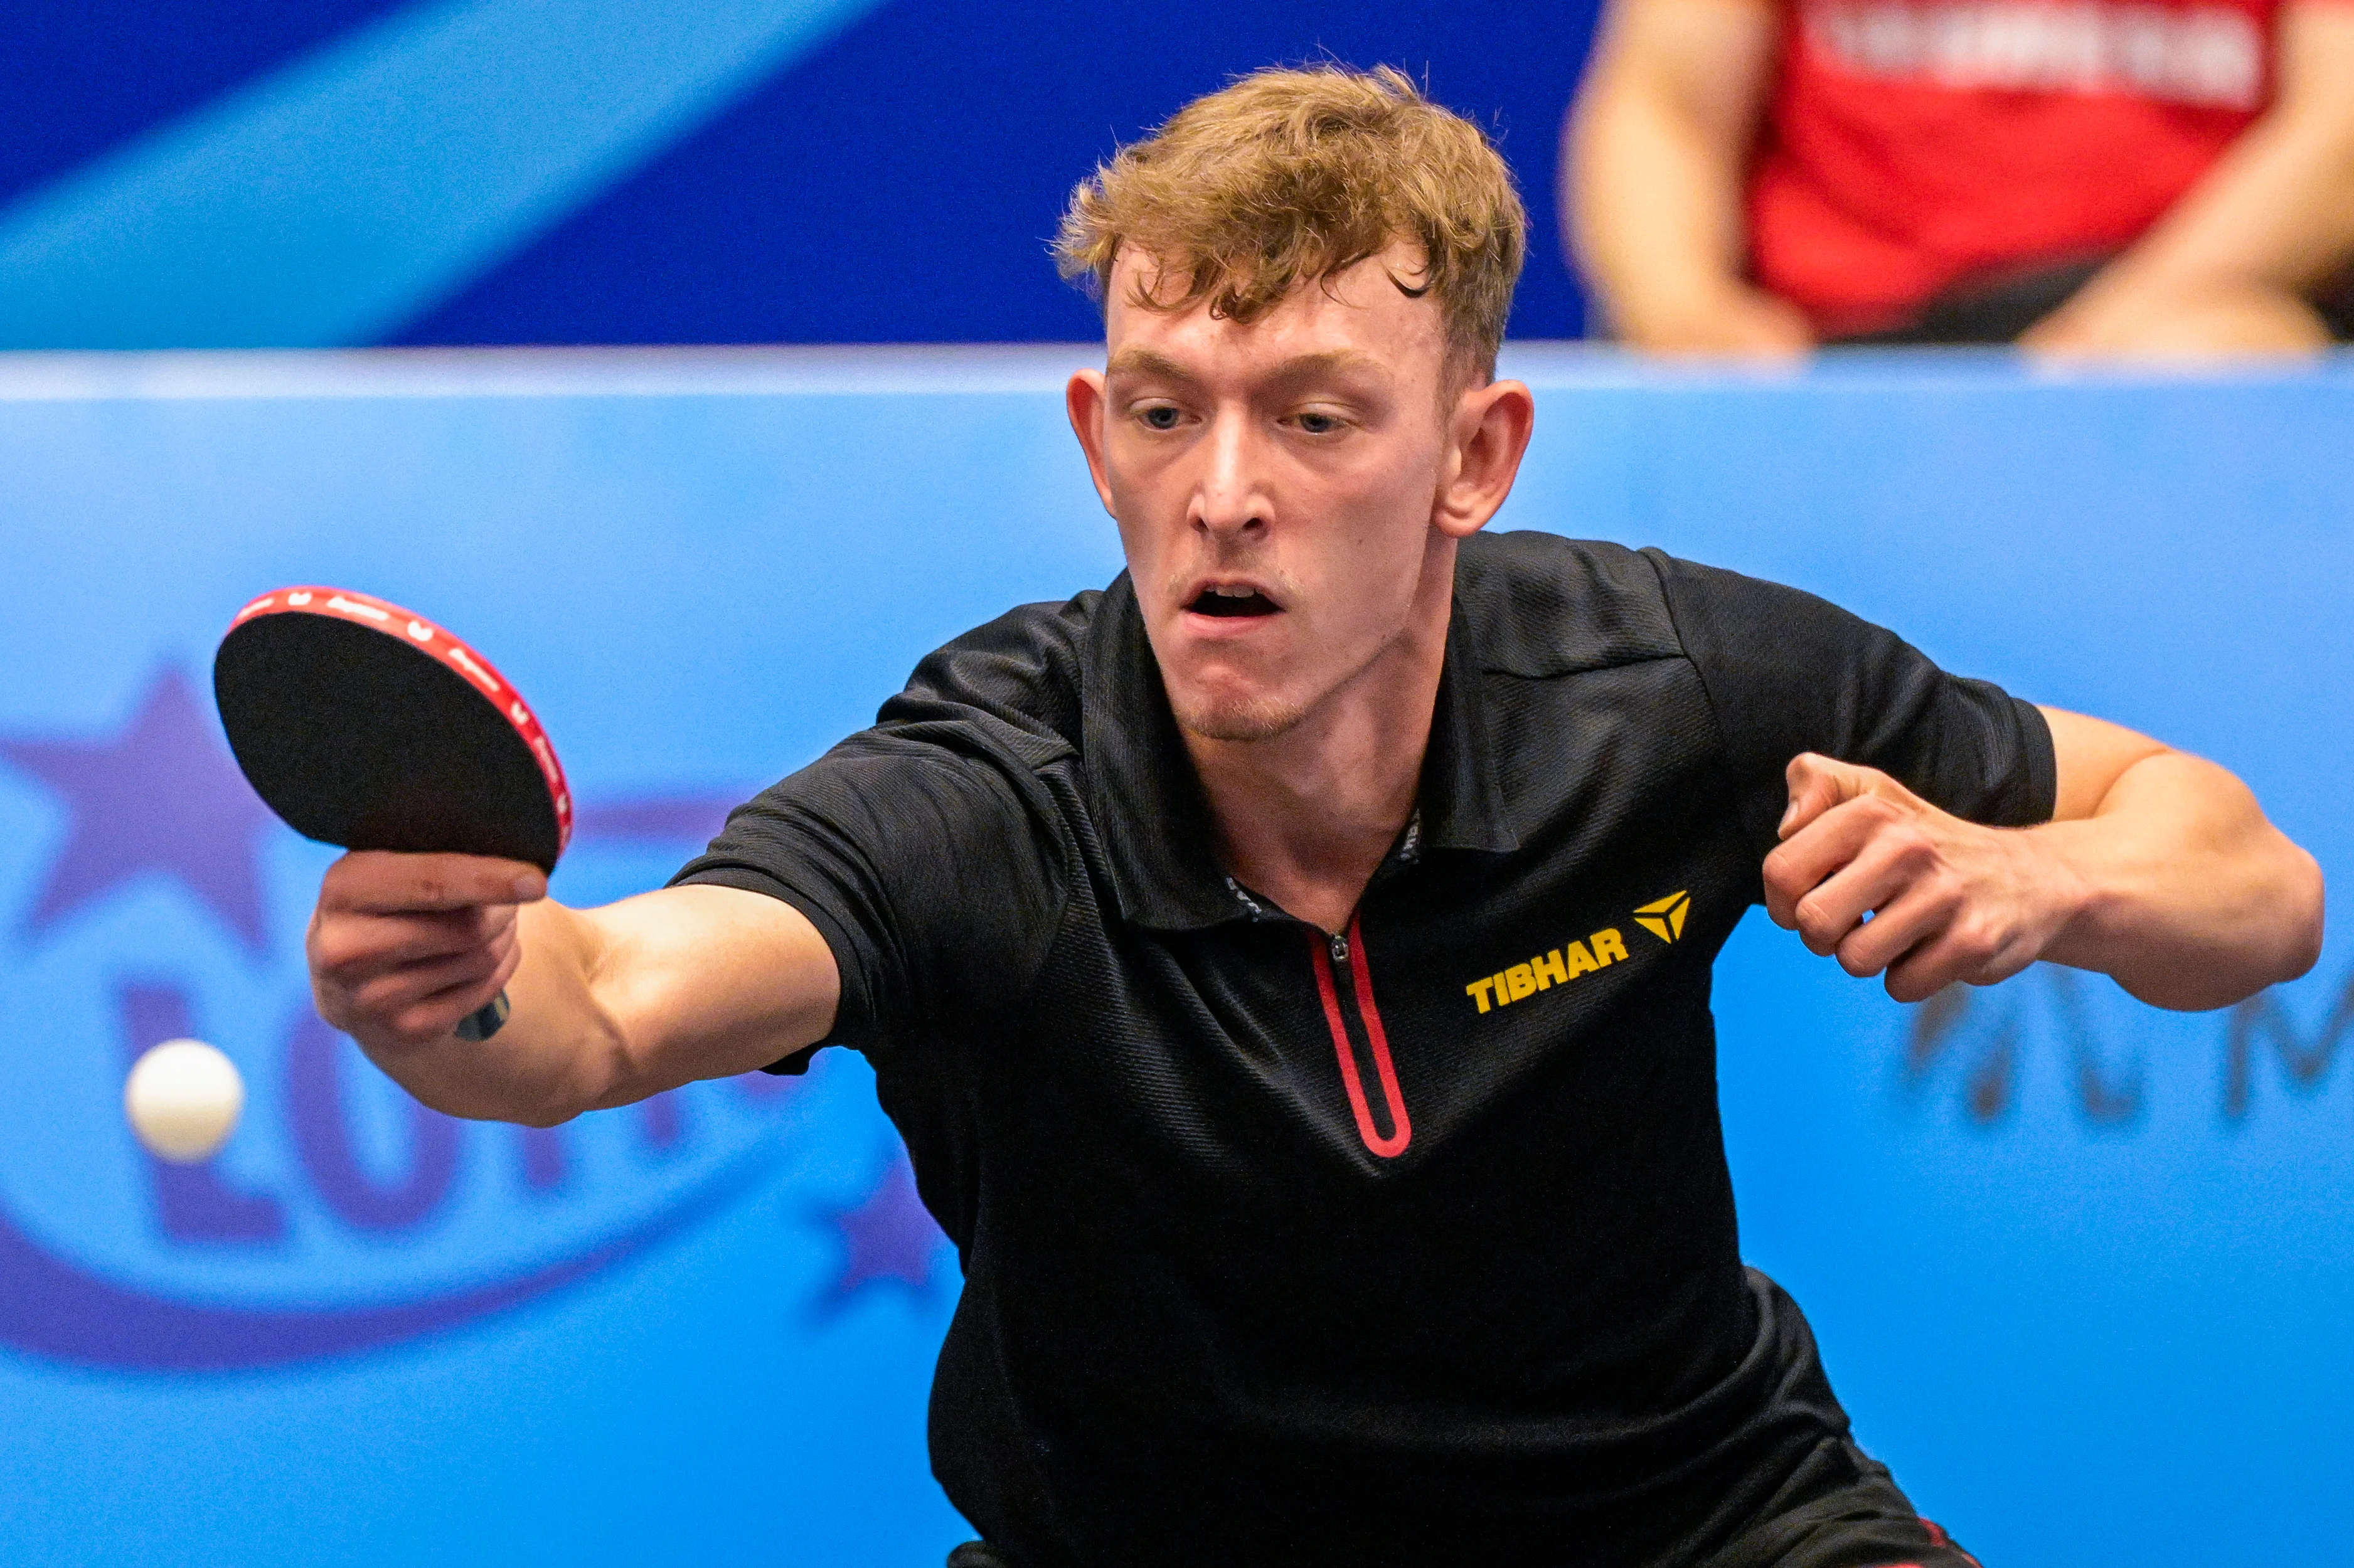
[{"left": 213, "top": 588, "right": 572, "bottom": 1042}]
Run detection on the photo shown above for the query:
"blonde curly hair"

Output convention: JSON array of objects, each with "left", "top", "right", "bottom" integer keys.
[{"left": 1055, "top": 64, "right": 1526, "bottom": 376}]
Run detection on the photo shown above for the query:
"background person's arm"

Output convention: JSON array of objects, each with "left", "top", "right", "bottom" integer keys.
[
  {"left": 1765, "top": 710, "right": 2324, "bottom": 1012},
  {"left": 2023, "top": 1, "right": 2354, "bottom": 358},
  {"left": 308, "top": 854, "right": 838, "bottom": 1126},
  {"left": 1565, "top": 0, "right": 1811, "bottom": 354}
]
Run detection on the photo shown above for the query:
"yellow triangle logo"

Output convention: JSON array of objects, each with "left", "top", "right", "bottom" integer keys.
[{"left": 1633, "top": 889, "right": 1691, "bottom": 943}]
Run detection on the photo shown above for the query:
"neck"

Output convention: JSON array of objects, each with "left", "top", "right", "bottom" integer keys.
[{"left": 1183, "top": 538, "right": 1456, "bottom": 935}]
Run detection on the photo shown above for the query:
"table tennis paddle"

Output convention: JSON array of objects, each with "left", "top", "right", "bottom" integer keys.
[{"left": 213, "top": 587, "right": 571, "bottom": 1042}]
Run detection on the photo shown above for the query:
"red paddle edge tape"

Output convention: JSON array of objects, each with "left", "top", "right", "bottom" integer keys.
[{"left": 228, "top": 586, "right": 572, "bottom": 859}]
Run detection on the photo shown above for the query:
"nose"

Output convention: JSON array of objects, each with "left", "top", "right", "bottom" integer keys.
[{"left": 1192, "top": 408, "right": 1269, "bottom": 542}]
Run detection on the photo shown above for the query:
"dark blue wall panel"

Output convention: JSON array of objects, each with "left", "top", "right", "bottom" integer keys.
[
  {"left": 0, "top": 1, "right": 408, "bottom": 204},
  {"left": 0, "top": 1, "right": 1600, "bottom": 347}
]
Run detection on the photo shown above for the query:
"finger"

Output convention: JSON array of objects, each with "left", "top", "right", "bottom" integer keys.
[
  {"left": 321, "top": 851, "right": 546, "bottom": 916},
  {"left": 1880, "top": 926, "right": 1996, "bottom": 1005},
  {"left": 393, "top": 940, "right": 526, "bottom": 1043},
  {"left": 1778, "top": 753, "right": 1873, "bottom": 840},
  {"left": 314, "top": 923, "right": 519, "bottom": 1043},
  {"left": 384, "top": 916, "right": 518, "bottom": 985},
  {"left": 1791, "top": 833, "right": 1937, "bottom": 958},
  {"left": 1762, "top": 795, "right": 1902, "bottom": 928},
  {"left": 330, "top": 906, "right": 513, "bottom": 968},
  {"left": 1882, "top": 915, "right": 2042, "bottom": 1004},
  {"left": 359, "top": 959, "right": 516, "bottom": 1047},
  {"left": 351, "top": 939, "right": 511, "bottom": 1025},
  {"left": 1779, "top": 753, "right": 1936, "bottom": 841},
  {"left": 311, "top": 905, "right": 518, "bottom": 982},
  {"left": 1830, "top": 879, "right": 1958, "bottom": 978}
]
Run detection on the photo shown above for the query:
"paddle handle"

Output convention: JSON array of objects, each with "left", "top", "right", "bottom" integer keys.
[{"left": 455, "top": 990, "right": 511, "bottom": 1042}]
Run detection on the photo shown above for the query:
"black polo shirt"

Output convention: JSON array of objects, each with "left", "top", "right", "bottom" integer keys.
[{"left": 675, "top": 530, "right": 2053, "bottom": 1567}]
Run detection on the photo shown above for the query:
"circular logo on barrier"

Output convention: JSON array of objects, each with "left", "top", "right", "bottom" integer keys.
[{"left": 0, "top": 667, "right": 856, "bottom": 1371}]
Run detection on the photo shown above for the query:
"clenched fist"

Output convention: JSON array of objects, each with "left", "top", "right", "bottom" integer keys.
[
  {"left": 307, "top": 851, "right": 546, "bottom": 1051},
  {"left": 1763, "top": 753, "right": 2084, "bottom": 1004}
]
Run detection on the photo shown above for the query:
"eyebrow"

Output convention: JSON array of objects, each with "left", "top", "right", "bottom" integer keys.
[
  {"left": 1104, "top": 347, "right": 1388, "bottom": 386},
  {"left": 1104, "top": 347, "right": 1196, "bottom": 383}
]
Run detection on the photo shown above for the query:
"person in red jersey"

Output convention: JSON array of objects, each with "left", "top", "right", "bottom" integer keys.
[{"left": 1567, "top": 0, "right": 2354, "bottom": 353}]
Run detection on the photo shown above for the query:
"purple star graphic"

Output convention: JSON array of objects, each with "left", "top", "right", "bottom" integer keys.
[
  {"left": 1, "top": 667, "right": 276, "bottom": 951},
  {"left": 810, "top": 1151, "right": 950, "bottom": 1313}
]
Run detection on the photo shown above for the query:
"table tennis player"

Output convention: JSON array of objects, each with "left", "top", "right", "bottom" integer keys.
[{"left": 304, "top": 65, "right": 2323, "bottom": 1568}]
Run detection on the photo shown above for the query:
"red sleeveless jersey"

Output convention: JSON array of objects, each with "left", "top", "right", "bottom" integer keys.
[{"left": 1746, "top": 0, "right": 2291, "bottom": 333}]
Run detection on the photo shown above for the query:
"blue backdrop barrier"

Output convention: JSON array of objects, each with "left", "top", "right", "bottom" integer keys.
[
  {"left": 0, "top": 346, "right": 2348, "bottom": 1565},
  {"left": 0, "top": 1, "right": 1600, "bottom": 351}
]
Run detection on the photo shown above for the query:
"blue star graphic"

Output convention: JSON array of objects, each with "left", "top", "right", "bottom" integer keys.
[
  {"left": 1, "top": 667, "right": 277, "bottom": 951},
  {"left": 809, "top": 1150, "right": 950, "bottom": 1314}
]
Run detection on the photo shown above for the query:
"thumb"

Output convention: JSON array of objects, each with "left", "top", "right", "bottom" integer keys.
[{"left": 1779, "top": 753, "right": 1875, "bottom": 840}]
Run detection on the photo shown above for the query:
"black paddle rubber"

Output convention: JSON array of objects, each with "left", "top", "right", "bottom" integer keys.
[{"left": 215, "top": 588, "right": 572, "bottom": 1042}]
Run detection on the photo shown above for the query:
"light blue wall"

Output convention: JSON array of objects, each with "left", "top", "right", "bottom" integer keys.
[{"left": 0, "top": 347, "right": 2345, "bottom": 1565}]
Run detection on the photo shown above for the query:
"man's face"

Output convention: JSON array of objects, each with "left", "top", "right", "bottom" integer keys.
[{"left": 1069, "top": 244, "right": 1472, "bottom": 743}]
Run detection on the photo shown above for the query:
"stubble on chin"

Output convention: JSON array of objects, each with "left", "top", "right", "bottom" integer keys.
[
  {"left": 1169, "top": 686, "right": 1312, "bottom": 744},
  {"left": 1166, "top": 620, "right": 1410, "bottom": 746}
]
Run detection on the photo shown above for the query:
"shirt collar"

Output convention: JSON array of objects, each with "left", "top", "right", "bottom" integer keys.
[{"left": 1079, "top": 568, "right": 1518, "bottom": 933}]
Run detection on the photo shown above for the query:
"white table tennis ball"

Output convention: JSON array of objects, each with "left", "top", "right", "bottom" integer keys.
[{"left": 124, "top": 1039, "right": 245, "bottom": 1163}]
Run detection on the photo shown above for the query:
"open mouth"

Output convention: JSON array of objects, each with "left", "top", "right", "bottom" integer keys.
[{"left": 1187, "top": 585, "right": 1281, "bottom": 618}]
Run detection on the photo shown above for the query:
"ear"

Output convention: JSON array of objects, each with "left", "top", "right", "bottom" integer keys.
[
  {"left": 1066, "top": 369, "right": 1117, "bottom": 516},
  {"left": 1433, "top": 378, "right": 1535, "bottom": 539}
]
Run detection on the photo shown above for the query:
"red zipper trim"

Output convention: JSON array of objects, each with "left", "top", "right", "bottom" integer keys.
[{"left": 1307, "top": 915, "right": 1412, "bottom": 1158}]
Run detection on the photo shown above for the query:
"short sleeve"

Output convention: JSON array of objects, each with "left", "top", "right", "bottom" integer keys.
[
  {"left": 1648, "top": 551, "right": 2057, "bottom": 861},
  {"left": 671, "top": 732, "right": 1068, "bottom": 1065}
]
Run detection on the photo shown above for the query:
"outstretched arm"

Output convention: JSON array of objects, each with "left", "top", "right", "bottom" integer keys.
[
  {"left": 1764, "top": 709, "right": 2324, "bottom": 1010},
  {"left": 308, "top": 853, "right": 838, "bottom": 1125}
]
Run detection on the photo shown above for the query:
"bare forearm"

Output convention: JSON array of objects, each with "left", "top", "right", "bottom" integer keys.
[
  {"left": 2101, "top": 118, "right": 2354, "bottom": 302},
  {"left": 2038, "top": 752, "right": 2324, "bottom": 1010},
  {"left": 1770, "top": 717, "right": 2321, "bottom": 1008},
  {"left": 2029, "top": 4, "right": 2354, "bottom": 352},
  {"left": 1570, "top": 75, "right": 1755, "bottom": 332},
  {"left": 331, "top": 879, "right": 841, "bottom": 1127},
  {"left": 1567, "top": 0, "right": 1803, "bottom": 351}
]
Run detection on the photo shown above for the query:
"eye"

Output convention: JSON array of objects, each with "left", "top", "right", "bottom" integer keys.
[
  {"left": 1137, "top": 404, "right": 1183, "bottom": 432},
  {"left": 1292, "top": 409, "right": 1345, "bottom": 435}
]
